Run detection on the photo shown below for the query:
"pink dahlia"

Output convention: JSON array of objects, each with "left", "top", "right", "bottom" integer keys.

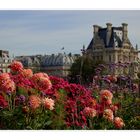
[
  {"left": 83, "top": 107, "right": 97, "bottom": 118},
  {"left": 105, "top": 99, "right": 112, "bottom": 105},
  {"left": 0, "top": 73, "right": 10, "bottom": 82},
  {"left": 38, "top": 77, "right": 52, "bottom": 91},
  {"left": 42, "top": 97, "right": 55, "bottom": 110},
  {"left": 114, "top": 117, "right": 125, "bottom": 129},
  {"left": 32, "top": 72, "right": 49, "bottom": 80},
  {"left": 20, "top": 69, "right": 33, "bottom": 78},
  {"left": 0, "top": 73, "right": 15, "bottom": 93},
  {"left": 3, "top": 79, "right": 15, "bottom": 93},
  {"left": 103, "top": 109, "right": 114, "bottom": 122},
  {"left": 110, "top": 104, "right": 118, "bottom": 112},
  {"left": 32, "top": 73, "right": 52, "bottom": 91},
  {"left": 9, "top": 61, "right": 23, "bottom": 72}
]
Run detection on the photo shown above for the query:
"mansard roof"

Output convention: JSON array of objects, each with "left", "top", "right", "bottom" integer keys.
[
  {"left": 15, "top": 53, "right": 79, "bottom": 67},
  {"left": 87, "top": 25, "right": 131, "bottom": 50},
  {"left": 87, "top": 38, "right": 93, "bottom": 50},
  {"left": 41, "top": 53, "right": 77, "bottom": 66}
]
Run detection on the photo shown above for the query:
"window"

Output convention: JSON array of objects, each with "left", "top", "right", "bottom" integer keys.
[{"left": 101, "top": 56, "right": 103, "bottom": 60}]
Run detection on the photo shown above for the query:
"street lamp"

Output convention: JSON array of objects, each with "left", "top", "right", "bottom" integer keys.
[{"left": 79, "top": 45, "right": 86, "bottom": 84}]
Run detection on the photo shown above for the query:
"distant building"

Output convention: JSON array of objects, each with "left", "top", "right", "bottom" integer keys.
[
  {"left": 86, "top": 23, "right": 140, "bottom": 78},
  {"left": 0, "top": 50, "right": 12, "bottom": 73},
  {"left": 15, "top": 53, "right": 80, "bottom": 77},
  {"left": 15, "top": 55, "right": 41, "bottom": 73}
]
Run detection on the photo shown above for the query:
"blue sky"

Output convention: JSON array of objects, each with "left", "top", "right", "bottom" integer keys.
[{"left": 0, "top": 10, "right": 140, "bottom": 56}]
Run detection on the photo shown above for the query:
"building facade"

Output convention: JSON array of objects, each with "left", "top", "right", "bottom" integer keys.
[
  {"left": 0, "top": 50, "right": 12, "bottom": 73},
  {"left": 15, "top": 53, "right": 79, "bottom": 77},
  {"left": 86, "top": 23, "right": 140, "bottom": 78}
]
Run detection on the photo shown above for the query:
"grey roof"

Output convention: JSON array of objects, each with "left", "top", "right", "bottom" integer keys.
[
  {"left": 87, "top": 27, "right": 131, "bottom": 50},
  {"left": 87, "top": 39, "right": 94, "bottom": 50},
  {"left": 15, "top": 53, "right": 79, "bottom": 67},
  {"left": 41, "top": 53, "right": 76, "bottom": 66}
]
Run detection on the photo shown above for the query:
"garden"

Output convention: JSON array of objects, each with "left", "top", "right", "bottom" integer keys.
[{"left": 0, "top": 61, "right": 139, "bottom": 129}]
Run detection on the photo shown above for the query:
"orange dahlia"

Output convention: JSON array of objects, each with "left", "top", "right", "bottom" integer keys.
[
  {"left": 29, "top": 95, "right": 41, "bottom": 110},
  {"left": 100, "top": 90, "right": 113, "bottom": 100}
]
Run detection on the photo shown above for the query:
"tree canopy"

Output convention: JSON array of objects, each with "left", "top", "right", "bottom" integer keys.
[{"left": 69, "top": 55, "right": 105, "bottom": 84}]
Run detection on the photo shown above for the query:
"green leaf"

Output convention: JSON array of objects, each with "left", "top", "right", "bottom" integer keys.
[
  {"left": 2, "top": 111, "right": 13, "bottom": 117},
  {"left": 45, "top": 120, "right": 52, "bottom": 126},
  {"left": 26, "top": 126, "right": 33, "bottom": 130}
]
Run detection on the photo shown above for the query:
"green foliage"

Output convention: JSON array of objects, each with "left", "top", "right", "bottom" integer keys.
[
  {"left": 112, "top": 93, "right": 140, "bottom": 130},
  {"left": 89, "top": 117, "right": 114, "bottom": 130},
  {"left": 70, "top": 55, "right": 105, "bottom": 83},
  {"left": 50, "top": 89, "right": 67, "bottom": 129},
  {"left": 0, "top": 104, "right": 53, "bottom": 130}
]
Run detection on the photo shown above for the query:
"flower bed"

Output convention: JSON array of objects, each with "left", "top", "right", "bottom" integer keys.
[{"left": 0, "top": 61, "right": 138, "bottom": 130}]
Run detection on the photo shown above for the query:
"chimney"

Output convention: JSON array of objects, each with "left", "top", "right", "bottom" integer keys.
[
  {"left": 106, "top": 23, "right": 112, "bottom": 31},
  {"left": 93, "top": 25, "right": 99, "bottom": 37},
  {"left": 136, "top": 44, "right": 138, "bottom": 50},
  {"left": 106, "top": 23, "right": 112, "bottom": 46},
  {"left": 122, "top": 23, "right": 128, "bottom": 41}
]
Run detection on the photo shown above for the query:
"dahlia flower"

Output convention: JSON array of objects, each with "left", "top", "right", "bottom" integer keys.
[
  {"left": 90, "top": 98, "right": 97, "bottom": 107},
  {"left": 114, "top": 117, "right": 125, "bottom": 129},
  {"left": 83, "top": 107, "right": 97, "bottom": 118},
  {"left": 105, "top": 99, "right": 112, "bottom": 105},
  {"left": 9, "top": 61, "right": 23, "bottom": 72},
  {"left": 42, "top": 97, "right": 55, "bottom": 110},
  {"left": 32, "top": 72, "right": 49, "bottom": 80},
  {"left": 4, "top": 79, "right": 15, "bottom": 93},
  {"left": 110, "top": 104, "right": 118, "bottom": 112},
  {"left": 37, "top": 77, "right": 52, "bottom": 91},
  {"left": 29, "top": 95, "right": 41, "bottom": 110},
  {"left": 103, "top": 109, "right": 114, "bottom": 122},
  {"left": 100, "top": 90, "right": 113, "bottom": 104},
  {"left": 32, "top": 73, "right": 52, "bottom": 91},
  {"left": 0, "top": 73, "right": 10, "bottom": 82},
  {"left": 0, "top": 73, "right": 15, "bottom": 93},
  {"left": 20, "top": 69, "right": 33, "bottom": 78}
]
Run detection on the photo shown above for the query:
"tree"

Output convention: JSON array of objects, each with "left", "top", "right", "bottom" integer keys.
[{"left": 69, "top": 55, "right": 105, "bottom": 84}]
